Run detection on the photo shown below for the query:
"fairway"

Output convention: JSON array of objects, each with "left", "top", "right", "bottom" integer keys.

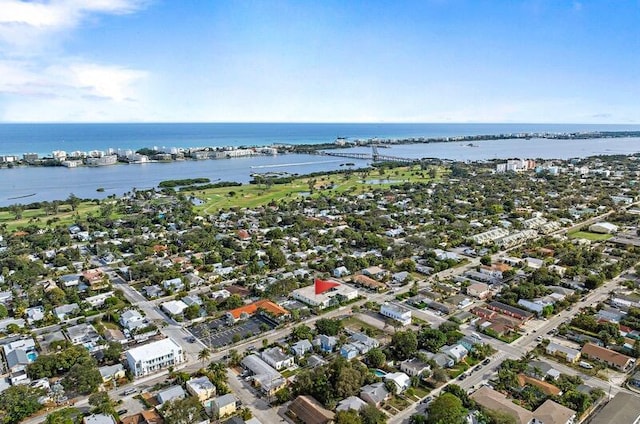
[
  {"left": 189, "top": 165, "right": 443, "bottom": 214},
  {"left": 0, "top": 202, "right": 101, "bottom": 232}
]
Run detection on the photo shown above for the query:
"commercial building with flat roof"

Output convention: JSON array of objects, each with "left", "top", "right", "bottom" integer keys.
[{"left": 291, "top": 283, "right": 358, "bottom": 309}]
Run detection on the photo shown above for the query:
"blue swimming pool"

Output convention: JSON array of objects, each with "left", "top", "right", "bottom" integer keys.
[
  {"left": 373, "top": 369, "right": 387, "bottom": 377},
  {"left": 27, "top": 352, "right": 37, "bottom": 362}
]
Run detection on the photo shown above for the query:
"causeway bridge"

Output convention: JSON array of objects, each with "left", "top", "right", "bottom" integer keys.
[{"left": 320, "top": 145, "right": 417, "bottom": 164}]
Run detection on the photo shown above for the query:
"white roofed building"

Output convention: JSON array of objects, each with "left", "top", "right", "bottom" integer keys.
[{"left": 125, "top": 338, "right": 184, "bottom": 377}]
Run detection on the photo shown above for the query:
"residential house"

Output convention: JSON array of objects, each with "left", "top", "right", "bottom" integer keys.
[
  {"left": 611, "top": 293, "right": 640, "bottom": 310},
  {"left": 362, "top": 266, "right": 387, "bottom": 280},
  {"left": 337, "top": 396, "right": 367, "bottom": 412},
  {"left": 54, "top": 303, "right": 79, "bottom": 321},
  {"left": 287, "top": 395, "right": 335, "bottom": 424},
  {"left": 471, "top": 387, "right": 533, "bottom": 424},
  {"left": 162, "top": 277, "right": 184, "bottom": 292},
  {"left": 25, "top": 306, "right": 45, "bottom": 324},
  {"left": 261, "top": 347, "right": 294, "bottom": 370},
  {"left": 157, "top": 385, "right": 186, "bottom": 405},
  {"left": 340, "top": 344, "right": 359, "bottom": 360},
  {"left": 125, "top": 338, "right": 184, "bottom": 377},
  {"left": 598, "top": 307, "right": 625, "bottom": 323},
  {"left": 333, "top": 266, "right": 350, "bottom": 278},
  {"left": 380, "top": 302, "right": 412, "bottom": 326},
  {"left": 82, "top": 269, "right": 108, "bottom": 290},
  {"left": 161, "top": 300, "right": 188, "bottom": 316},
  {"left": 86, "top": 292, "right": 114, "bottom": 308},
  {"left": 441, "top": 344, "right": 468, "bottom": 363},
  {"left": 66, "top": 323, "right": 101, "bottom": 347},
  {"left": 143, "top": 286, "right": 163, "bottom": 299},
  {"left": 467, "top": 282, "right": 491, "bottom": 299},
  {"left": 316, "top": 335, "right": 337, "bottom": 353},
  {"left": 523, "top": 257, "right": 544, "bottom": 269},
  {"left": 426, "top": 352, "right": 454, "bottom": 368},
  {"left": 291, "top": 339, "right": 313, "bottom": 357},
  {"left": 59, "top": 274, "right": 81, "bottom": 288},
  {"left": 98, "top": 364, "right": 125, "bottom": 383},
  {"left": 2, "top": 338, "right": 38, "bottom": 374},
  {"left": 581, "top": 343, "right": 635, "bottom": 371},
  {"left": 182, "top": 295, "right": 203, "bottom": 307},
  {"left": 120, "top": 410, "right": 163, "bottom": 424},
  {"left": 120, "top": 310, "right": 146, "bottom": 331},
  {"left": 517, "top": 299, "right": 549, "bottom": 316},
  {"left": 384, "top": 372, "right": 411, "bottom": 394},
  {"left": 211, "top": 394, "right": 237, "bottom": 418},
  {"left": 83, "top": 414, "right": 117, "bottom": 424},
  {"left": 186, "top": 376, "right": 216, "bottom": 410},
  {"left": 360, "top": 382, "right": 390, "bottom": 407},
  {"left": 400, "top": 358, "right": 431, "bottom": 378},
  {"left": 350, "top": 332, "right": 379, "bottom": 354},
  {"left": 534, "top": 399, "right": 576, "bottom": 424},
  {"left": 392, "top": 271, "right": 410, "bottom": 284},
  {"left": 527, "top": 361, "right": 561, "bottom": 381},
  {"left": 546, "top": 343, "right": 581, "bottom": 363}
]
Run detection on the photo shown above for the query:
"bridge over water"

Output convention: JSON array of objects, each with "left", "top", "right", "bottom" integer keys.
[{"left": 320, "top": 145, "right": 417, "bottom": 164}]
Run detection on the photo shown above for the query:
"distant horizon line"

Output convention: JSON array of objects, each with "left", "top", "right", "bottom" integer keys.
[{"left": 0, "top": 121, "right": 638, "bottom": 126}]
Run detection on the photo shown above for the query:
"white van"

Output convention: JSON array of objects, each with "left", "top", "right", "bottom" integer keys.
[
  {"left": 471, "top": 332, "right": 482, "bottom": 341},
  {"left": 579, "top": 361, "right": 593, "bottom": 370}
]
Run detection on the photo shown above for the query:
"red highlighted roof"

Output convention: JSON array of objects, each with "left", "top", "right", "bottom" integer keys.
[{"left": 315, "top": 278, "right": 340, "bottom": 295}]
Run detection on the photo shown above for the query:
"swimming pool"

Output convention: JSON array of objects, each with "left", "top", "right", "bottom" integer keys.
[
  {"left": 27, "top": 352, "right": 37, "bottom": 362},
  {"left": 373, "top": 369, "right": 387, "bottom": 377}
]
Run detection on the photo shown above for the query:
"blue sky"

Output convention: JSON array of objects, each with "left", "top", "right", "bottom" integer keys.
[{"left": 0, "top": 0, "right": 638, "bottom": 123}]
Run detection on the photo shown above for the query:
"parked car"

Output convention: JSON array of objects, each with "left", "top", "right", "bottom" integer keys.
[
  {"left": 482, "top": 358, "right": 490, "bottom": 365},
  {"left": 117, "top": 409, "right": 128, "bottom": 416}
]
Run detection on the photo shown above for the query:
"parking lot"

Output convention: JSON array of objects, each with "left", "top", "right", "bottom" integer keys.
[{"left": 189, "top": 315, "right": 278, "bottom": 348}]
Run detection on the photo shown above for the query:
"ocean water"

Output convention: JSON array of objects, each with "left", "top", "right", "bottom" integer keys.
[{"left": 1, "top": 122, "right": 639, "bottom": 156}]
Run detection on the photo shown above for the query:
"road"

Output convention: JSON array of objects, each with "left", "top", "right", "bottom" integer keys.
[{"left": 389, "top": 266, "right": 635, "bottom": 424}]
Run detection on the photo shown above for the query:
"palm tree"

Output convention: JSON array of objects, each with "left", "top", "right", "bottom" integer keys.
[{"left": 198, "top": 348, "right": 211, "bottom": 367}]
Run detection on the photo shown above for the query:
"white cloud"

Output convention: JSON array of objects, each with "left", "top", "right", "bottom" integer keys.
[
  {"left": 68, "top": 63, "right": 147, "bottom": 101},
  {"left": 0, "top": 0, "right": 150, "bottom": 121},
  {"left": 0, "top": 1, "right": 147, "bottom": 50},
  {"left": 0, "top": 0, "right": 146, "bottom": 29}
]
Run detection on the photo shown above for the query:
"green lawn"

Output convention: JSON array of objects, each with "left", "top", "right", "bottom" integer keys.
[
  {"left": 0, "top": 202, "right": 101, "bottom": 231},
  {"left": 447, "top": 362, "right": 469, "bottom": 378},
  {"left": 568, "top": 231, "right": 613, "bottom": 241}
]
